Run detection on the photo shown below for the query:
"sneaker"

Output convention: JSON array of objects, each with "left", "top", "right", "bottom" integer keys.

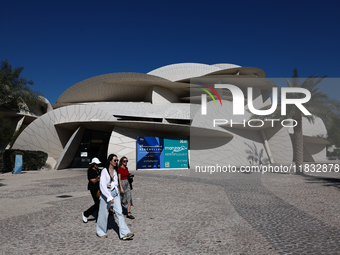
[
  {"left": 97, "top": 234, "right": 108, "bottom": 238},
  {"left": 82, "top": 212, "right": 88, "bottom": 223},
  {"left": 122, "top": 233, "right": 134, "bottom": 240}
]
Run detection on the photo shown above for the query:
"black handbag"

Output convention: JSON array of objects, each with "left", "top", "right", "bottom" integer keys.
[{"left": 128, "top": 174, "right": 134, "bottom": 190}]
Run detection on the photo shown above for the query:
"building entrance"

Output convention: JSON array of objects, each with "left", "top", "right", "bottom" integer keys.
[{"left": 70, "top": 129, "right": 110, "bottom": 168}]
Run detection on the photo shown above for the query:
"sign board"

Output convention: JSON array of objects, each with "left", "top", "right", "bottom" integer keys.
[
  {"left": 137, "top": 137, "right": 188, "bottom": 169},
  {"left": 137, "top": 137, "right": 163, "bottom": 169},
  {"left": 13, "top": 155, "right": 23, "bottom": 174},
  {"left": 163, "top": 138, "right": 189, "bottom": 169}
]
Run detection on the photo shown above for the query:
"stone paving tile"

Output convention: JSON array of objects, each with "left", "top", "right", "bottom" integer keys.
[
  {"left": 0, "top": 176, "right": 81, "bottom": 199},
  {"left": 0, "top": 170, "right": 278, "bottom": 255},
  {"left": 140, "top": 171, "right": 340, "bottom": 255},
  {"left": 0, "top": 169, "right": 340, "bottom": 254},
  {"left": 262, "top": 173, "right": 340, "bottom": 228},
  {"left": 222, "top": 173, "right": 340, "bottom": 255}
]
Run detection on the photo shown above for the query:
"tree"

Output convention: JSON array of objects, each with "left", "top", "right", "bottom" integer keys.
[
  {"left": 327, "top": 117, "right": 340, "bottom": 148},
  {"left": 0, "top": 60, "right": 47, "bottom": 147},
  {"left": 254, "top": 68, "right": 340, "bottom": 174},
  {"left": 0, "top": 59, "right": 46, "bottom": 113},
  {"left": 0, "top": 113, "right": 14, "bottom": 145}
]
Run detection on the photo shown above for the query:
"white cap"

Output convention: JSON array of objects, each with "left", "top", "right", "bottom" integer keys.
[{"left": 90, "top": 157, "right": 101, "bottom": 164}]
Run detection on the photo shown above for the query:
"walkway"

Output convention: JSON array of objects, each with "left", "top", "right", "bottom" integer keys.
[{"left": 0, "top": 169, "right": 339, "bottom": 254}]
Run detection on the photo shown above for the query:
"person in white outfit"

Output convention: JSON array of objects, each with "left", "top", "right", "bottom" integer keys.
[{"left": 96, "top": 154, "right": 134, "bottom": 240}]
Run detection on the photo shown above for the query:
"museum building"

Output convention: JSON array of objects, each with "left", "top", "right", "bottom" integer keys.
[{"left": 12, "top": 63, "right": 328, "bottom": 170}]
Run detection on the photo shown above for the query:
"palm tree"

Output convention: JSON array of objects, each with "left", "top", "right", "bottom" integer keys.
[
  {"left": 0, "top": 60, "right": 47, "bottom": 147},
  {"left": 286, "top": 69, "right": 340, "bottom": 173},
  {"left": 254, "top": 68, "right": 340, "bottom": 174},
  {"left": 0, "top": 59, "right": 46, "bottom": 113}
]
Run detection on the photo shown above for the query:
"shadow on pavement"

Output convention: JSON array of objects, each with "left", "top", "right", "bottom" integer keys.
[
  {"left": 107, "top": 214, "right": 120, "bottom": 238},
  {"left": 303, "top": 175, "right": 340, "bottom": 191},
  {"left": 0, "top": 179, "right": 6, "bottom": 187}
]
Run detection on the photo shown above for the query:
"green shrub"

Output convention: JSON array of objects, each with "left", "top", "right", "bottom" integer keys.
[{"left": 0, "top": 149, "right": 48, "bottom": 173}]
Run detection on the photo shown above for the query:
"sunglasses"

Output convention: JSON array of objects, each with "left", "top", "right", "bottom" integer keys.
[
  {"left": 113, "top": 159, "right": 118, "bottom": 162},
  {"left": 123, "top": 160, "right": 128, "bottom": 163}
]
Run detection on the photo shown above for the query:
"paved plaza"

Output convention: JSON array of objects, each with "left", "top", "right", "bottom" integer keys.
[{"left": 1, "top": 167, "right": 340, "bottom": 254}]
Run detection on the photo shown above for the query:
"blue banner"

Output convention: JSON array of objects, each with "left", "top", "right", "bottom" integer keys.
[
  {"left": 137, "top": 137, "right": 164, "bottom": 169},
  {"left": 137, "top": 137, "right": 188, "bottom": 169},
  {"left": 13, "top": 155, "right": 23, "bottom": 174}
]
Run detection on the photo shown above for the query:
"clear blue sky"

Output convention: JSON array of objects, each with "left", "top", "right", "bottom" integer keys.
[{"left": 1, "top": 0, "right": 339, "bottom": 103}]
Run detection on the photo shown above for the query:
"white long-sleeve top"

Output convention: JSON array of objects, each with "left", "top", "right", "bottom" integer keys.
[{"left": 100, "top": 167, "right": 119, "bottom": 202}]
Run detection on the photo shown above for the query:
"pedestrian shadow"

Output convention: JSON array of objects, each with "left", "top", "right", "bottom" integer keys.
[
  {"left": 107, "top": 214, "right": 120, "bottom": 238},
  {"left": 303, "top": 175, "right": 340, "bottom": 191},
  {"left": 0, "top": 179, "right": 6, "bottom": 187},
  {"left": 89, "top": 211, "right": 121, "bottom": 238}
]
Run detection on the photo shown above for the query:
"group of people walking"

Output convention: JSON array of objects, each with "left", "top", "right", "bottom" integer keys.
[{"left": 82, "top": 154, "right": 135, "bottom": 240}]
